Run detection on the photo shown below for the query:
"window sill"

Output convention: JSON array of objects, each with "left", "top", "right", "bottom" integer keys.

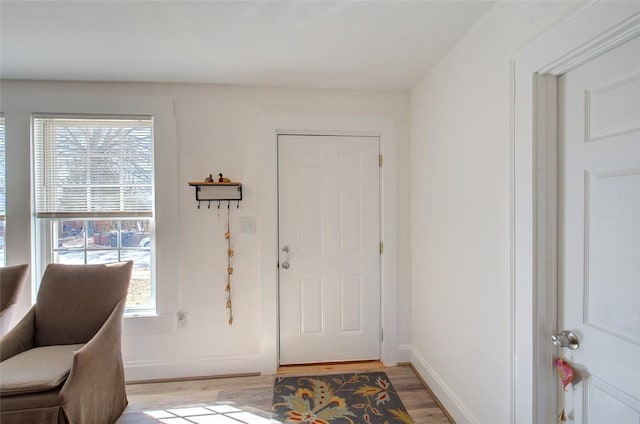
[
  {"left": 125, "top": 310, "right": 157, "bottom": 319},
  {"left": 122, "top": 312, "right": 176, "bottom": 336}
]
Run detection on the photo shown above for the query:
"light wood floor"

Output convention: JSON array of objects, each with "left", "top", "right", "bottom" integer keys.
[{"left": 117, "top": 363, "right": 451, "bottom": 424}]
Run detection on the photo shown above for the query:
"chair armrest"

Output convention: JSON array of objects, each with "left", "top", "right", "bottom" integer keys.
[
  {"left": 0, "top": 308, "right": 35, "bottom": 361},
  {"left": 59, "top": 299, "right": 126, "bottom": 401}
]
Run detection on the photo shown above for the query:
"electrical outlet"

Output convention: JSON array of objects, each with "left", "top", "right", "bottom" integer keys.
[{"left": 176, "top": 311, "right": 188, "bottom": 328}]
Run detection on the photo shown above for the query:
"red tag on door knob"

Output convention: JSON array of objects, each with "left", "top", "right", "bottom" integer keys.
[{"left": 556, "top": 358, "right": 574, "bottom": 390}]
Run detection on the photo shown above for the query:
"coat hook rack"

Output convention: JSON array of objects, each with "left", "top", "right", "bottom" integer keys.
[
  {"left": 188, "top": 181, "right": 243, "bottom": 209},
  {"left": 188, "top": 178, "right": 243, "bottom": 326}
]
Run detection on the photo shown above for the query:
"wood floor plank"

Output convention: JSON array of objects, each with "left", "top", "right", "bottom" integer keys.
[{"left": 117, "top": 365, "right": 451, "bottom": 423}]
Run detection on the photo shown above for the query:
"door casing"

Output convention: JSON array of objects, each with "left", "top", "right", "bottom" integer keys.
[
  {"left": 513, "top": 2, "right": 640, "bottom": 423},
  {"left": 256, "top": 113, "right": 401, "bottom": 375}
]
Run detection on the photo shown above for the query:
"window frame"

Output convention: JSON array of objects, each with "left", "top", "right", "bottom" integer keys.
[
  {"left": 32, "top": 114, "right": 156, "bottom": 315},
  {"left": 0, "top": 114, "right": 5, "bottom": 265}
]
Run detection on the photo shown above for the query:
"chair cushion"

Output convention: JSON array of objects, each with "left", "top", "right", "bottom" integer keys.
[{"left": 0, "top": 344, "right": 84, "bottom": 396}]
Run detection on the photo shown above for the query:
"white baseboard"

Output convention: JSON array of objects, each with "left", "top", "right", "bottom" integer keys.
[
  {"left": 410, "top": 348, "right": 479, "bottom": 424},
  {"left": 124, "top": 354, "right": 262, "bottom": 382},
  {"left": 397, "top": 344, "right": 412, "bottom": 363}
]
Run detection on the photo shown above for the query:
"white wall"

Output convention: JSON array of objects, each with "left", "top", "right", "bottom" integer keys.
[
  {"left": 0, "top": 81, "right": 410, "bottom": 380},
  {"left": 409, "top": 2, "right": 582, "bottom": 423}
]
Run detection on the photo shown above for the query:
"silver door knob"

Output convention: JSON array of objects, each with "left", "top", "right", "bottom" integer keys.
[
  {"left": 281, "top": 261, "right": 290, "bottom": 270},
  {"left": 552, "top": 330, "right": 580, "bottom": 350},
  {"left": 282, "top": 246, "right": 290, "bottom": 253}
]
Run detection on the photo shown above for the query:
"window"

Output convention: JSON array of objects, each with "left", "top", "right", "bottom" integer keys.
[
  {"left": 33, "top": 115, "right": 154, "bottom": 313},
  {"left": 0, "top": 115, "right": 5, "bottom": 265}
]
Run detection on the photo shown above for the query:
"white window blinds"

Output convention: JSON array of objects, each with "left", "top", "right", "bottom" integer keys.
[{"left": 34, "top": 116, "right": 154, "bottom": 218}]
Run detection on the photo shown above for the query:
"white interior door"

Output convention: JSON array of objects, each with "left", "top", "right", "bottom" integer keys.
[
  {"left": 557, "top": 36, "right": 640, "bottom": 422},
  {"left": 278, "top": 134, "right": 380, "bottom": 365}
]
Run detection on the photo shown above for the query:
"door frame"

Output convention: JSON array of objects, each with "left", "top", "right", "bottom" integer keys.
[
  {"left": 512, "top": 2, "right": 640, "bottom": 423},
  {"left": 257, "top": 112, "right": 400, "bottom": 374},
  {"left": 275, "top": 133, "right": 382, "bottom": 365}
]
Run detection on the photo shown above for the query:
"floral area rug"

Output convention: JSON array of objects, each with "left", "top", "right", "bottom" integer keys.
[{"left": 272, "top": 372, "right": 414, "bottom": 424}]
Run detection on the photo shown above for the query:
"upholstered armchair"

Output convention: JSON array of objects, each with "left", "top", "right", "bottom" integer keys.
[
  {"left": 0, "top": 261, "right": 133, "bottom": 424},
  {"left": 0, "top": 264, "right": 29, "bottom": 337}
]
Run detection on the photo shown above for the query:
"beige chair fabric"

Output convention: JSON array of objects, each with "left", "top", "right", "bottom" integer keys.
[
  {"left": 0, "top": 261, "right": 133, "bottom": 424},
  {"left": 0, "top": 264, "right": 29, "bottom": 337}
]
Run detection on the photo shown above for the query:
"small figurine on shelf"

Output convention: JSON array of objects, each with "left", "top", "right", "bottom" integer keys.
[
  {"left": 204, "top": 174, "right": 214, "bottom": 183},
  {"left": 218, "top": 173, "right": 231, "bottom": 183}
]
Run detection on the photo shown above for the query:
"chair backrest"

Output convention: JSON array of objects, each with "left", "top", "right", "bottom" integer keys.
[
  {"left": 0, "top": 264, "right": 29, "bottom": 336},
  {"left": 34, "top": 261, "right": 133, "bottom": 347}
]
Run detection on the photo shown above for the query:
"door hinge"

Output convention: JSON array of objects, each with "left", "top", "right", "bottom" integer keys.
[
  {"left": 379, "top": 154, "right": 383, "bottom": 167},
  {"left": 380, "top": 241, "right": 383, "bottom": 254},
  {"left": 380, "top": 328, "right": 384, "bottom": 342}
]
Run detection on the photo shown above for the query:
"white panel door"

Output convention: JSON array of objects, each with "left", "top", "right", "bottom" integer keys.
[
  {"left": 557, "top": 36, "right": 640, "bottom": 422},
  {"left": 278, "top": 134, "right": 380, "bottom": 364}
]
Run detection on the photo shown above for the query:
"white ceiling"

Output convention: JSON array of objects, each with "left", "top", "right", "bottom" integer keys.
[{"left": 0, "top": 1, "right": 494, "bottom": 90}]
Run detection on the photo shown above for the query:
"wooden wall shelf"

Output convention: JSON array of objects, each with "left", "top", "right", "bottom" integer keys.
[{"left": 188, "top": 182, "right": 242, "bottom": 208}]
